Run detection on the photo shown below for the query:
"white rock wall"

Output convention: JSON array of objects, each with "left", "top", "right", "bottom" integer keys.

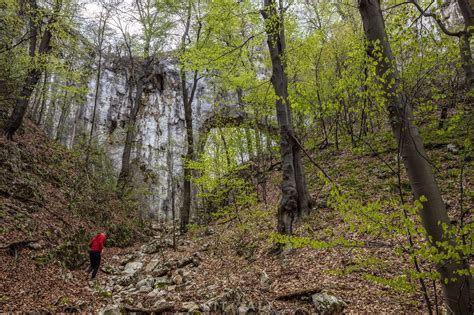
[{"left": 45, "top": 58, "right": 214, "bottom": 219}]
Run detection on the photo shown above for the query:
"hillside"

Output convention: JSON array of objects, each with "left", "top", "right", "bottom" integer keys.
[
  {"left": 0, "top": 120, "right": 148, "bottom": 312},
  {"left": 1, "top": 118, "right": 470, "bottom": 313},
  {"left": 1, "top": 0, "right": 473, "bottom": 312}
]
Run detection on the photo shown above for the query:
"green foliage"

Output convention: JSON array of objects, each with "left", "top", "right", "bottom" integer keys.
[
  {"left": 188, "top": 127, "right": 258, "bottom": 221},
  {"left": 364, "top": 274, "right": 416, "bottom": 294}
]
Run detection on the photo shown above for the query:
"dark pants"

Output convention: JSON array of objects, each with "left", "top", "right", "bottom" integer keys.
[{"left": 88, "top": 250, "right": 101, "bottom": 279}]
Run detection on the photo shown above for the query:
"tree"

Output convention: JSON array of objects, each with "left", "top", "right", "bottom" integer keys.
[
  {"left": 3, "top": 0, "right": 62, "bottom": 139},
  {"left": 407, "top": 0, "right": 473, "bottom": 90},
  {"left": 115, "top": 0, "right": 175, "bottom": 192},
  {"left": 86, "top": 1, "right": 114, "bottom": 166},
  {"left": 179, "top": 0, "right": 202, "bottom": 232},
  {"left": 261, "top": 0, "right": 312, "bottom": 235},
  {"left": 357, "top": 0, "right": 472, "bottom": 313},
  {"left": 456, "top": 0, "right": 473, "bottom": 88}
]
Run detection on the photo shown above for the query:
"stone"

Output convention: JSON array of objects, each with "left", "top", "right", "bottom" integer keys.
[
  {"left": 238, "top": 305, "right": 250, "bottom": 315},
  {"left": 27, "top": 242, "right": 42, "bottom": 250},
  {"left": 153, "top": 299, "right": 168, "bottom": 308},
  {"left": 147, "top": 288, "right": 161, "bottom": 297},
  {"left": 116, "top": 275, "right": 134, "bottom": 286},
  {"left": 182, "top": 302, "right": 199, "bottom": 312},
  {"left": 154, "top": 276, "right": 172, "bottom": 288},
  {"left": 151, "top": 222, "right": 162, "bottom": 231},
  {"left": 201, "top": 242, "right": 211, "bottom": 251},
  {"left": 100, "top": 305, "right": 121, "bottom": 315},
  {"left": 139, "top": 285, "right": 153, "bottom": 293},
  {"left": 447, "top": 143, "right": 459, "bottom": 154},
  {"left": 145, "top": 259, "right": 160, "bottom": 273},
  {"left": 113, "top": 284, "right": 123, "bottom": 292},
  {"left": 200, "top": 304, "right": 211, "bottom": 312},
  {"left": 191, "top": 257, "right": 200, "bottom": 267},
  {"left": 172, "top": 274, "right": 184, "bottom": 285},
  {"left": 311, "top": 291, "right": 347, "bottom": 315},
  {"left": 123, "top": 261, "right": 143, "bottom": 276},
  {"left": 136, "top": 278, "right": 155, "bottom": 289},
  {"left": 260, "top": 271, "right": 270, "bottom": 287}
]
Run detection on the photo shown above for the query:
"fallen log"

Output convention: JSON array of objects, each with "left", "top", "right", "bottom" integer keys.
[
  {"left": 276, "top": 287, "right": 322, "bottom": 301},
  {"left": 0, "top": 240, "right": 40, "bottom": 259}
]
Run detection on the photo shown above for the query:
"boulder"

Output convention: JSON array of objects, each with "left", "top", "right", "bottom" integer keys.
[
  {"left": 311, "top": 291, "right": 347, "bottom": 315},
  {"left": 154, "top": 276, "right": 172, "bottom": 288},
  {"left": 123, "top": 261, "right": 143, "bottom": 276},
  {"left": 139, "top": 285, "right": 153, "bottom": 293},
  {"left": 147, "top": 288, "right": 162, "bottom": 298},
  {"left": 447, "top": 143, "right": 459, "bottom": 154},
  {"left": 136, "top": 278, "right": 155, "bottom": 289},
  {"left": 145, "top": 259, "right": 160, "bottom": 273},
  {"left": 116, "top": 275, "right": 134, "bottom": 286},
  {"left": 172, "top": 274, "right": 184, "bottom": 285},
  {"left": 182, "top": 302, "right": 199, "bottom": 312}
]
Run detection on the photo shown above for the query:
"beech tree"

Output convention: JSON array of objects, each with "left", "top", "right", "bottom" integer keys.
[
  {"left": 3, "top": 0, "right": 62, "bottom": 139},
  {"left": 357, "top": 0, "right": 472, "bottom": 313},
  {"left": 178, "top": 0, "right": 203, "bottom": 232},
  {"left": 261, "top": 0, "right": 312, "bottom": 235},
  {"left": 115, "top": 0, "right": 175, "bottom": 192}
]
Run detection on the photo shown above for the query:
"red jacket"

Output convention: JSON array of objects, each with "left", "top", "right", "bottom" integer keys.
[{"left": 90, "top": 233, "right": 106, "bottom": 252}]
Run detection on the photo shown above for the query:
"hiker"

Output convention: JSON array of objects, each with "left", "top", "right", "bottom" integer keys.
[{"left": 87, "top": 232, "right": 106, "bottom": 280}]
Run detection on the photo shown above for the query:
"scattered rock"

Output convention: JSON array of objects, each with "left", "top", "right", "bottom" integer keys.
[
  {"left": 200, "top": 304, "right": 211, "bottom": 312},
  {"left": 136, "top": 278, "right": 155, "bottom": 289},
  {"left": 154, "top": 275, "right": 172, "bottom": 287},
  {"left": 139, "top": 285, "right": 152, "bottom": 293},
  {"left": 200, "top": 242, "right": 211, "bottom": 251},
  {"left": 141, "top": 239, "right": 174, "bottom": 254},
  {"left": 311, "top": 291, "right": 347, "bottom": 315},
  {"left": 115, "top": 275, "right": 134, "bottom": 286},
  {"left": 447, "top": 143, "right": 459, "bottom": 154},
  {"left": 147, "top": 288, "right": 162, "bottom": 297},
  {"left": 27, "top": 242, "right": 42, "bottom": 250},
  {"left": 238, "top": 305, "right": 250, "bottom": 315},
  {"left": 171, "top": 273, "right": 184, "bottom": 285},
  {"left": 123, "top": 261, "right": 143, "bottom": 276},
  {"left": 260, "top": 271, "right": 270, "bottom": 287},
  {"left": 182, "top": 301, "right": 199, "bottom": 312},
  {"left": 145, "top": 259, "right": 160, "bottom": 273},
  {"left": 99, "top": 305, "right": 121, "bottom": 315}
]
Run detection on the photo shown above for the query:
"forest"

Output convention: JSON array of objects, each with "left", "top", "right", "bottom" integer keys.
[{"left": 0, "top": 0, "right": 472, "bottom": 313}]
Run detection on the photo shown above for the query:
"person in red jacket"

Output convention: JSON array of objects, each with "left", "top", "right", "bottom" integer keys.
[{"left": 87, "top": 232, "right": 107, "bottom": 280}]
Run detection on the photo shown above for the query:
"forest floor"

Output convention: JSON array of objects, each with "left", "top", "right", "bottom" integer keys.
[
  {"left": 1, "top": 119, "right": 471, "bottom": 313},
  {"left": 0, "top": 218, "right": 427, "bottom": 313}
]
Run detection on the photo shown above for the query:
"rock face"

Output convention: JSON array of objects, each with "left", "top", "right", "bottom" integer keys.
[{"left": 40, "top": 57, "right": 215, "bottom": 219}]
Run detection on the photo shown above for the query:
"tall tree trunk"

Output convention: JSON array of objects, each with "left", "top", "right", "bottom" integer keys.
[
  {"left": 457, "top": 0, "right": 474, "bottom": 89},
  {"left": 37, "top": 69, "right": 49, "bottom": 125},
  {"left": 3, "top": 0, "right": 59, "bottom": 139},
  {"left": 56, "top": 85, "right": 70, "bottom": 142},
  {"left": 358, "top": 1, "right": 472, "bottom": 313},
  {"left": 117, "top": 74, "right": 145, "bottom": 193},
  {"left": 262, "top": 0, "right": 311, "bottom": 235},
  {"left": 180, "top": 69, "right": 195, "bottom": 232},
  {"left": 179, "top": 1, "right": 201, "bottom": 233}
]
